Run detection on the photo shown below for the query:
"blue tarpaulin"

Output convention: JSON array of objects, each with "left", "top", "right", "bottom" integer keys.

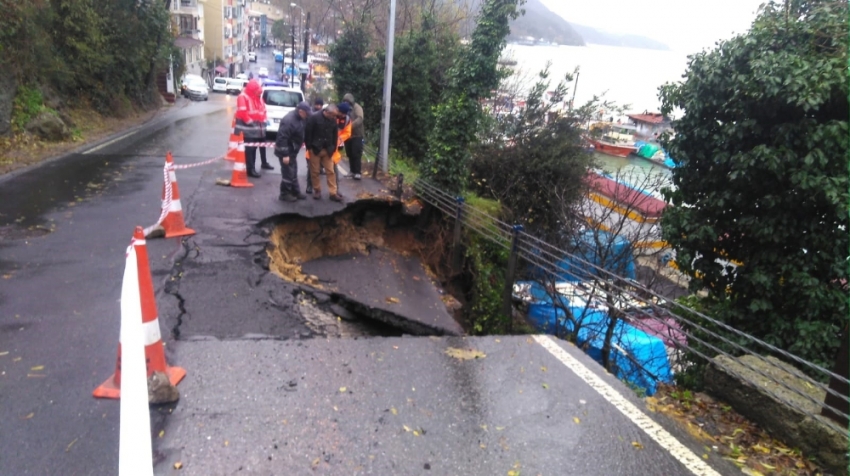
[
  {"left": 520, "top": 281, "right": 672, "bottom": 395},
  {"left": 544, "top": 230, "right": 636, "bottom": 282}
]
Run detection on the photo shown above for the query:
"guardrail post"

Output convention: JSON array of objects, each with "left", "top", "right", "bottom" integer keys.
[
  {"left": 821, "top": 327, "right": 849, "bottom": 426},
  {"left": 395, "top": 173, "right": 404, "bottom": 199},
  {"left": 501, "top": 225, "right": 524, "bottom": 324},
  {"left": 451, "top": 196, "right": 465, "bottom": 272},
  {"left": 372, "top": 141, "right": 381, "bottom": 180}
]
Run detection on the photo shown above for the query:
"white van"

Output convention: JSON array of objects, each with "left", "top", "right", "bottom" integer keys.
[
  {"left": 263, "top": 87, "right": 305, "bottom": 138},
  {"left": 225, "top": 78, "right": 247, "bottom": 95},
  {"left": 212, "top": 77, "right": 228, "bottom": 93}
]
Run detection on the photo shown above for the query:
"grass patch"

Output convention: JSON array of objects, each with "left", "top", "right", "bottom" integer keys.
[{"left": 387, "top": 150, "right": 420, "bottom": 182}]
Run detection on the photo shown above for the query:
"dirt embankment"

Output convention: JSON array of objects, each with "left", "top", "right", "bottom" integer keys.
[{"left": 0, "top": 104, "right": 164, "bottom": 176}]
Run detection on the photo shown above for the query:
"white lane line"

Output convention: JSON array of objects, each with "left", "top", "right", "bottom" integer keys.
[
  {"left": 83, "top": 130, "right": 138, "bottom": 154},
  {"left": 337, "top": 162, "right": 349, "bottom": 176},
  {"left": 533, "top": 335, "right": 721, "bottom": 476}
]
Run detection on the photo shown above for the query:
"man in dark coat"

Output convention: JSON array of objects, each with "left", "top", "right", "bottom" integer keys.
[
  {"left": 304, "top": 104, "right": 341, "bottom": 201},
  {"left": 274, "top": 101, "right": 312, "bottom": 201}
]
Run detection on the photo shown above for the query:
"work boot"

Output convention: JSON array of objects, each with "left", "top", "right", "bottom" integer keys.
[
  {"left": 278, "top": 193, "right": 297, "bottom": 202},
  {"left": 313, "top": 190, "right": 321, "bottom": 200},
  {"left": 296, "top": 192, "right": 307, "bottom": 200},
  {"left": 247, "top": 169, "right": 261, "bottom": 178},
  {"left": 329, "top": 193, "right": 343, "bottom": 203},
  {"left": 305, "top": 184, "right": 313, "bottom": 194},
  {"left": 261, "top": 163, "right": 275, "bottom": 170}
]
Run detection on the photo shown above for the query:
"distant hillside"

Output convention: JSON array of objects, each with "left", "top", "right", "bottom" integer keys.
[
  {"left": 571, "top": 24, "right": 670, "bottom": 50},
  {"left": 508, "top": 0, "right": 584, "bottom": 46}
]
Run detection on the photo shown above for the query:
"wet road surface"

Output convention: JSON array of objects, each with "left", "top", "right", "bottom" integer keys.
[{"left": 0, "top": 68, "right": 738, "bottom": 475}]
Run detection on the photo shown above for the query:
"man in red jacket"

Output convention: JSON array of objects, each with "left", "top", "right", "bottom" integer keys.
[{"left": 234, "top": 79, "right": 271, "bottom": 177}]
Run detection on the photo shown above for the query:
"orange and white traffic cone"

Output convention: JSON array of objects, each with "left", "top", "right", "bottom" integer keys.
[
  {"left": 229, "top": 133, "right": 254, "bottom": 188},
  {"left": 225, "top": 119, "right": 239, "bottom": 161},
  {"left": 158, "top": 152, "right": 195, "bottom": 238},
  {"left": 93, "top": 227, "right": 186, "bottom": 400}
]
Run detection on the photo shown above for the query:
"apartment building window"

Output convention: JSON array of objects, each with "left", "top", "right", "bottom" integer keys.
[
  {"left": 224, "top": 6, "right": 232, "bottom": 19},
  {"left": 225, "top": 45, "right": 233, "bottom": 58},
  {"left": 224, "top": 25, "right": 232, "bottom": 39},
  {"left": 237, "top": 41, "right": 243, "bottom": 56}
]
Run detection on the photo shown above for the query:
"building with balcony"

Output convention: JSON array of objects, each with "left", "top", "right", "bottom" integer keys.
[
  {"left": 171, "top": 0, "right": 207, "bottom": 77},
  {"left": 204, "top": 0, "right": 250, "bottom": 77},
  {"left": 248, "top": 1, "right": 285, "bottom": 47}
]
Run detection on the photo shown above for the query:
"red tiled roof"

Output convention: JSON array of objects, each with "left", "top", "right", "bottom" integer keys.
[{"left": 627, "top": 113, "right": 666, "bottom": 124}]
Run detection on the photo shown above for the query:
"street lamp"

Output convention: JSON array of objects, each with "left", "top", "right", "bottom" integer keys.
[
  {"left": 290, "top": 3, "right": 304, "bottom": 43},
  {"left": 288, "top": 3, "right": 304, "bottom": 84}
]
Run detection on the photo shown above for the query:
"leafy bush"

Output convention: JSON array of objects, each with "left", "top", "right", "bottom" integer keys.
[
  {"left": 11, "top": 86, "right": 46, "bottom": 132},
  {"left": 470, "top": 66, "right": 593, "bottom": 242},
  {"left": 659, "top": 0, "right": 849, "bottom": 368}
]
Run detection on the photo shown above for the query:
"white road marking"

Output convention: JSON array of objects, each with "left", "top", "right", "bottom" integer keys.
[
  {"left": 533, "top": 335, "right": 721, "bottom": 476},
  {"left": 83, "top": 130, "right": 138, "bottom": 155}
]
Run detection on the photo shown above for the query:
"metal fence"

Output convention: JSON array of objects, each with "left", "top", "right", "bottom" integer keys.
[{"left": 408, "top": 174, "right": 849, "bottom": 438}]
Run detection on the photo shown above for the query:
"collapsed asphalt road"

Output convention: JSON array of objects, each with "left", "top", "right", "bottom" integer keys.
[{"left": 0, "top": 91, "right": 741, "bottom": 476}]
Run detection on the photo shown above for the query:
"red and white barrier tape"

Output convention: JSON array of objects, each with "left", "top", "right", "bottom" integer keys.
[
  {"left": 143, "top": 155, "right": 225, "bottom": 237},
  {"left": 244, "top": 141, "right": 276, "bottom": 148}
]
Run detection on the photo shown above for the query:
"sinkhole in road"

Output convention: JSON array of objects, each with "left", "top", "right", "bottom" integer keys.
[{"left": 266, "top": 199, "right": 463, "bottom": 336}]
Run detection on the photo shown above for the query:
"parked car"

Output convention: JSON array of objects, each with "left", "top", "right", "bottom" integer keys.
[
  {"left": 235, "top": 73, "right": 248, "bottom": 80},
  {"left": 226, "top": 78, "right": 247, "bottom": 95},
  {"left": 274, "top": 51, "right": 283, "bottom": 62},
  {"left": 248, "top": 51, "right": 257, "bottom": 62},
  {"left": 262, "top": 86, "right": 305, "bottom": 137},
  {"left": 180, "top": 74, "right": 205, "bottom": 97},
  {"left": 258, "top": 67, "right": 269, "bottom": 78},
  {"left": 182, "top": 76, "right": 209, "bottom": 101},
  {"left": 212, "top": 76, "right": 228, "bottom": 93}
]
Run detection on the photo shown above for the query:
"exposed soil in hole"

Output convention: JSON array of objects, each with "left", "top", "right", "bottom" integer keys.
[{"left": 267, "top": 199, "right": 464, "bottom": 335}]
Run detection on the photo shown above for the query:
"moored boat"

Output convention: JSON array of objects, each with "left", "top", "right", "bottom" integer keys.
[{"left": 589, "top": 138, "right": 638, "bottom": 158}]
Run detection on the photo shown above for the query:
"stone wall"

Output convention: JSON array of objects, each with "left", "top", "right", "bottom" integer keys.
[{"left": 705, "top": 354, "right": 849, "bottom": 475}]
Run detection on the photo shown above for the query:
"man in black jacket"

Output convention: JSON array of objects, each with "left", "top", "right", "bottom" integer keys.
[
  {"left": 274, "top": 102, "right": 312, "bottom": 201},
  {"left": 304, "top": 104, "right": 341, "bottom": 201}
]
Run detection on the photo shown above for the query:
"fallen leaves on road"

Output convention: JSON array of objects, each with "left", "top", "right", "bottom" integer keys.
[
  {"left": 65, "top": 438, "right": 78, "bottom": 453},
  {"left": 385, "top": 297, "right": 400, "bottom": 304},
  {"left": 339, "top": 387, "right": 347, "bottom": 393},
  {"left": 30, "top": 365, "right": 44, "bottom": 371},
  {"left": 573, "top": 417, "right": 580, "bottom": 424},
  {"left": 632, "top": 441, "right": 644, "bottom": 450},
  {"left": 445, "top": 347, "right": 486, "bottom": 360},
  {"left": 21, "top": 412, "right": 34, "bottom": 420},
  {"left": 541, "top": 383, "right": 549, "bottom": 389},
  {"left": 649, "top": 383, "right": 823, "bottom": 475},
  {"left": 173, "top": 461, "right": 183, "bottom": 470}
]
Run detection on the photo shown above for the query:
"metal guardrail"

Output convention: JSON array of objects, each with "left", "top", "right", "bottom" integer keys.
[{"left": 410, "top": 176, "right": 850, "bottom": 437}]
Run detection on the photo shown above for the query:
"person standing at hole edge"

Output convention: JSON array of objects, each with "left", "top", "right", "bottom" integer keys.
[
  {"left": 235, "top": 79, "right": 273, "bottom": 178},
  {"left": 274, "top": 102, "right": 312, "bottom": 202},
  {"left": 304, "top": 104, "right": 342, "bottom": 202},
  {"left": 342, "top": 93, "right": 364, "bottom": 179},
  {"left": 332, "top": 102, "right": 353, "bottom": 191}
]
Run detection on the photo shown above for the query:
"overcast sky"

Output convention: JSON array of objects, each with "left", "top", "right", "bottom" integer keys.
[{"left": 540, "top": 0, "right": 767, "bottom": 53}]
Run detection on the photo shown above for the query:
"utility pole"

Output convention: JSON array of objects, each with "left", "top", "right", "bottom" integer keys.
[
  {"left": 378, "top": 0, "right": 397, "bottom": 176},
  {"left": 301, "top": 12, "right": 310, "bottom": 93}
]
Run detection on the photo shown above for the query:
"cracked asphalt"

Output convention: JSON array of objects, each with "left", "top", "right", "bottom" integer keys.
[{"left": 0, "top": 54, "right": 740, "bottom": 474}]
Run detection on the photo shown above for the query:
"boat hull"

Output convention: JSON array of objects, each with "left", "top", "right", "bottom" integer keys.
[{"left": 589, "top": 139, "right": 637, "bottom": 158}]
